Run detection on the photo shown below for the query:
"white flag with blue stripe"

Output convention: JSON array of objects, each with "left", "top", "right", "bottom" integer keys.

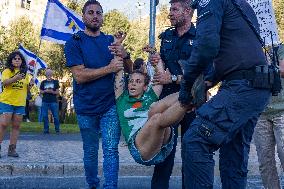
[
  {"left": 40, "top": 0, "right": 85, "bottom": 44},
  {"left": 18, "top": 44, "right": 48, "bottom": 76}
]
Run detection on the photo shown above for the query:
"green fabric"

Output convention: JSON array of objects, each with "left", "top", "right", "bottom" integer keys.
[{"left": 116, "top": 87, "right": 158, "bottom": 142}]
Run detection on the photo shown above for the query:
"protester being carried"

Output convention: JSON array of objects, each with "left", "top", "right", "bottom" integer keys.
[
  {"left": 0, "top": 51, "right": 34, "bottom": 158},
  {"left": 113, "top": 34, "right": 189, "bottom": 165}
]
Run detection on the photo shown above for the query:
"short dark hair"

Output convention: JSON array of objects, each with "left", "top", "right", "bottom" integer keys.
[
  {"left": 130, "top": 69, "right": 151, "bottom": 86},
  {"left": 169, "top": 0, "right": 191, "bottom": 9},
  {"left": 6, "top": 51, "right": 27, "bottom": 72},
  {"left": 82, "top": 0, "right": 103, "bottom": 14},
  {"left": 133, "top": 58, "right": 144, "bottom": 70}
]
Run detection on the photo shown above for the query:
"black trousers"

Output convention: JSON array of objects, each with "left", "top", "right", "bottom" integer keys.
[{"left": 151, "top": 111, "right": 196, "bottom": 189}]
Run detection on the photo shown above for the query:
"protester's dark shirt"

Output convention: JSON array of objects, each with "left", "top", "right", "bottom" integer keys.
[
  {"left": 40, "top": 79, "right": 59, "bottom": 103},
  {"left": 159, "top": 24, "right": 196, "bottom": 98},
  {"left": 64, "top": 31, "right": 115, "bottom": 115}
]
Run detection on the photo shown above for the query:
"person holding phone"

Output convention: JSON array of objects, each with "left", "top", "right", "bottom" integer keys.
[
  {"left": 40, "top": 68, "right": 60, "bottom": 134},
  {"left": 0, "top": 51, "right": 34, "bottom": 158}
]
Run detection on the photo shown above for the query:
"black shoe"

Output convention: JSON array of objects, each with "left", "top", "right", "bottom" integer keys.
[
  {"left": 43, "top": 131, "right": 49, "bottom": 134},
  {"left": 8, "top": 144, "right": 19, "bottom": 157}
]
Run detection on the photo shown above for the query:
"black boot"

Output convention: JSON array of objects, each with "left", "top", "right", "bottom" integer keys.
[{"left": 8, "top": 144, "right": 19, "bottom": 157}]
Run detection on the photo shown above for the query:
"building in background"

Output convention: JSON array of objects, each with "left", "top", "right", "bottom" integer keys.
[{"left": 0, "top": 0, "right": 69, "bottom": 28}]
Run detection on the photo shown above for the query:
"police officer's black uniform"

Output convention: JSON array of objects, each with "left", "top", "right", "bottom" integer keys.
[
  {"left": 151, "top": 24, "right": 196, "bottom": 189},
  {"left": 178, "top": 0, "right": 271, "bottom": 188}
]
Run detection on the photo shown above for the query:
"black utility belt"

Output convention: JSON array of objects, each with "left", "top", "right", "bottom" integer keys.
[{"left": 222, "top": 65, "right": 282, "bottom": 96}]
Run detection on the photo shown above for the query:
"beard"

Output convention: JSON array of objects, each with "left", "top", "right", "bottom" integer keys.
[
  {"left": 172, "top": 19, "right": 185, "bottom": 28},
  {"left": 84, "top": 22, "right": 102, "bottom": 33}
]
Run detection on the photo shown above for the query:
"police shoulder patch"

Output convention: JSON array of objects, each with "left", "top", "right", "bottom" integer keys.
[{"left": 199, "top": 0, "right": 210, "bottom": 7}]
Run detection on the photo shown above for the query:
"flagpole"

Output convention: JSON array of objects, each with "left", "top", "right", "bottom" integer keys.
[
  {"left": 147, "top": 0, "right": 158, "bottom": 79},
  {"left": 149, "top": 0, "right": 157, "bottom": 47}
]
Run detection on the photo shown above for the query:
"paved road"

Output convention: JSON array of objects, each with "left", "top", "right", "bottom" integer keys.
[{"left": 0, "top": 133, "right": 283, "bottom": 188}]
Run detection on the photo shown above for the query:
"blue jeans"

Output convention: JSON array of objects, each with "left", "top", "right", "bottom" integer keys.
[
  {"left": 42, "top": 102, "right": 60, "bottom": 133},
  {"left": 77, "top": 105, "right": 120, "bottom": 189},
  {"left": 38, "top": 106, "right": 42, "bottom": 122},
  {"left": 182, "top": 80, "right": 270, "bottom": 189}
]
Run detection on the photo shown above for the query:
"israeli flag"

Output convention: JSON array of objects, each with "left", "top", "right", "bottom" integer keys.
[
  {"left": 41, "top": 0, "right": 85, "bottom": 44},
  {"left": 34, "top": 78, "right": 41, "bottom": 88},
  {"left": 18, "top": 44, "right": 48, "bottom": 76}
]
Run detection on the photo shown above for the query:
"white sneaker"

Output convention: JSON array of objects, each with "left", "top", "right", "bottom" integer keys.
[{"left": 26, "top": 119, "right": 31, "bottom": 122}]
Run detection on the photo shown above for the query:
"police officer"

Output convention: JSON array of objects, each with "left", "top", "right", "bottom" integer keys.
[
  {"left": 150, "top": 1, "right": 196, "bottom": 188},
  {"left": 178, "top": 0, "right": 271, "bottom": 188}
]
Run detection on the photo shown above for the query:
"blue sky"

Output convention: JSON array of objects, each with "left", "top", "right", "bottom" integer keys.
[{"left": 98, "top": 0, "right": 169, "bottom": 20}]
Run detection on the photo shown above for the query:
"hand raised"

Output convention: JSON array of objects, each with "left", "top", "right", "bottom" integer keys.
[
  {"left": 113, "top": 31, "right": 126, "bottom": 45},
  {"left": 108, "top": 56, "right": 124, "bottom": 73},
  {"left": 152, "top": 68, "right": 172, "bottom": 85}
]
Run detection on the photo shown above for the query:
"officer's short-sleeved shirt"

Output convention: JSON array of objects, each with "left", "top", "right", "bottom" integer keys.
[
  {"left": 0, "top": 68, "right": 31, "bottom": 106},
  {"left": 116, "top": 87, "right": 158, "bottom": 143},
  {"left": 159, "top": 25, "right": 196, "bottom": 97},
  {"left": 40, "top": 79, "right": 59, "bottom": 103},
  {"left": 64, "top": 31, "right": 115, "bottom": 115}
]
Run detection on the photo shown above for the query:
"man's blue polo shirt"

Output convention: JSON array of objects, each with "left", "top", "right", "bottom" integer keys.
[{"left": 64, "top": 31, "right": 115, "bottom": 115}]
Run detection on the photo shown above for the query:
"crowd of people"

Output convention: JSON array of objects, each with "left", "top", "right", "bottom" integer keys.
[{"left": 0, "top": 0, "right": 283, "bottom": 189}]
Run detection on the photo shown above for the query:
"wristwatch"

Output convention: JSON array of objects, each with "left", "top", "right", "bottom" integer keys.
[{"left": 171, "top": 74, "right": 178, "bottom": 83}]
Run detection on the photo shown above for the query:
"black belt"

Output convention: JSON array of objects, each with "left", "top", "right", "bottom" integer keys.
[{"left": 222, "top": 69, "right": 255, "bottom": 81}]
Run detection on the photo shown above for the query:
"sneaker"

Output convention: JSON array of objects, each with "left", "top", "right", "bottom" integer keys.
[
  {"left": 43, "top": 131, "right": 49, "bottom": 134},
  {"left": 26, "top": 119, "right": 31, "bottom": 122},
  {"left": 8, "top": 144, "right": 19, "bottom": 157}
]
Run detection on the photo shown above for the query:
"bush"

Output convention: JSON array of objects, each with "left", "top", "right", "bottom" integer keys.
[{"left": 64, "top": 112, "right": 77, "bottom": 124}]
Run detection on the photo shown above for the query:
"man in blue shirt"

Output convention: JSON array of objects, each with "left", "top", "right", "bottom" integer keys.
[
  {"left": 64, "top": 1, "right": 131, "bottom": 189},
  {"left": 179, "top": 0, "right": 271, "bottom": 188}
]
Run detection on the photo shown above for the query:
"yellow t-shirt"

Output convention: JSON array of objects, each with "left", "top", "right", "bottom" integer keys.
[{"left": 0, "top": 68, "right": 31, "bottom": 106}]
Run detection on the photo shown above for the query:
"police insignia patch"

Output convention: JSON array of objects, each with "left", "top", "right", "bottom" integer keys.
[{"left": 199, "top": 0, "right": 210, "bottom": 7}]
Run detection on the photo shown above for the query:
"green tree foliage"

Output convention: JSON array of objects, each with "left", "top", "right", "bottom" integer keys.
[
  {"left": 0, "top": 17, "right": 40, "bottom": 64},
  {"left": 66, "top": 0, "right": 83, "bottom": 15},
  {"left": 102, "top": 10, "right": 131, "bottom": 35}
]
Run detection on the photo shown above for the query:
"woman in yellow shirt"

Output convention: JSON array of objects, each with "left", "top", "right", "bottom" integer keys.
[{"left": 0, "top": 51, "right": 33, "bottom": 158}]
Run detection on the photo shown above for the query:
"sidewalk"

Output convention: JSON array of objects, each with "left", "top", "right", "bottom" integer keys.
[
  {"left": 0, "top": 133, "right": 173, "bottom": 177},
  {"left": 0, "top": 133, "right": 283, "bottom": 188}
]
